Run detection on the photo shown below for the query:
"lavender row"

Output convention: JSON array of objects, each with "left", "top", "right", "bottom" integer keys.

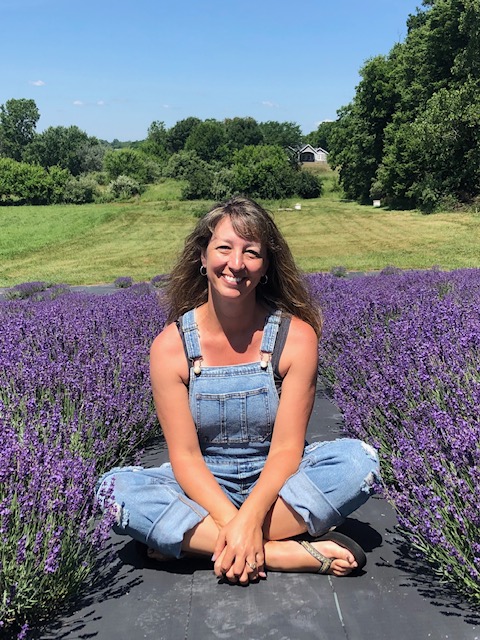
[
  {"left": 309, "top": 269, "right": 480, "bottom": 601},
  {"left": 0, "top": 284, "right": 166, "bottom": 635}
]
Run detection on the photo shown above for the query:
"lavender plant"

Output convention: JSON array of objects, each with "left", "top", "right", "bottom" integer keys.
[
  {"left": 114, "top": 276, "right": 134, "bottom": 288},
  {"left": 0, "top": 287, "right": 166, "bottom": 634},
  {"left": 309, "top": 269, "right": 480, "bottom": 602}
]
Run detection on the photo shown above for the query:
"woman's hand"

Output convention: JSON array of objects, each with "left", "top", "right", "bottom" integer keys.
[{"left": 212, "top": 512, "right": 267, "bottom": 584}]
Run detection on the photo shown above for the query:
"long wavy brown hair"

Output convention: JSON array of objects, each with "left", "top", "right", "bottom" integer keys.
[{"left": 165, "top": 196, "right": 322, "bottom": 337}]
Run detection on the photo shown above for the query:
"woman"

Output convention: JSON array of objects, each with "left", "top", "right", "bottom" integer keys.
[{"left": 97, "top": 196, "right": 380, "bottom": 584}]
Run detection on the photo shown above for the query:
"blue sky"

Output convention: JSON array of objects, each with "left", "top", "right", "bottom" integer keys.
[{"left": 1, "top": 0, "right": 422, "bottom": 141}]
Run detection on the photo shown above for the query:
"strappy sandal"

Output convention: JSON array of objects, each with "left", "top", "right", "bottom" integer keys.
[{"left": 297, "top": 531, "right": 366, "bottom": 574}]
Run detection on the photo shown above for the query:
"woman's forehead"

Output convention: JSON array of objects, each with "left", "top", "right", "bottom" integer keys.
[{"left": 211, "top": 215, "right": 262, "bottom": 243}]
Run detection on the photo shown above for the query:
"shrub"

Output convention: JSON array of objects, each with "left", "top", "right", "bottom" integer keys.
[
  {"left": 295, "top": 171, "right": 323, "bottom": 199},
  {"left": 0, "top": 288, "right": 166, "bottom": 632},
  {"left": 0, "top": 158, "right": 69, "bottom": 205},
  {"left": 163, "top": 150, "right": 201, "bottom": 180},
  {"left": 181, "top": 164, "right": 215, "bottom": 200},
  {"left": 311, "top": 269, "right": 480, "bottom": 602},
  {"left": 62, "top": 174, "right": 100, "bottom": 204},
  {"left": 114, "top": 276, "right": 133, "bottom": 289},
  {"left": 107, "top": 175, "right": 144, "bottom": 200},
  {"left": 330, "top": 265, "right": 348, "bottom": 278},
  {"left": 103, "top": 148, "right": 160, "bottom": 183},
  {"left": 230, "top": 145, "right": 298, "bottom": 200},
  {"left": 151, "top": 274, "right": 168, "bottom": 288}
]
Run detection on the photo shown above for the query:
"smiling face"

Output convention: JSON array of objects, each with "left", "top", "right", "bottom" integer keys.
[{"left": 201, "top": 216, "right": 268, "bottom": 301}]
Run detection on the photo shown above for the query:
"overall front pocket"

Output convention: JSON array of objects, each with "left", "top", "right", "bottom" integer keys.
[{"left": 194, "top": 386, "right": 273, "bottom": 444}]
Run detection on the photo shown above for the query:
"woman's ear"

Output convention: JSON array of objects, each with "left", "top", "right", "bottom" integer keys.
[
  {"left": 200, "top": 250, "right": 206, "bottom": 268},
  {"left": 262, "top": 257, "right": 270, "bottom": 277}
]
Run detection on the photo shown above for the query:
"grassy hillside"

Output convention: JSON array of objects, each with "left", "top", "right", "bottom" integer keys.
[{"left": 2, "top": 176, "right": 480, "bottom": 286}]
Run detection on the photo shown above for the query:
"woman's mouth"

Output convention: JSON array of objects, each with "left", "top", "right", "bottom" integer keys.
[{"left": 223, "top": 274, "right": 243, "bottom": 284}]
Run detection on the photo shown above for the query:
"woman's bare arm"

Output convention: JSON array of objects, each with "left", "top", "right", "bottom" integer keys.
[
  {"left": 213, "top": 317, "right": 318, "bottom": 578},
  {"left": 150, "top": 324, "right": 238, "bottom": 529}
]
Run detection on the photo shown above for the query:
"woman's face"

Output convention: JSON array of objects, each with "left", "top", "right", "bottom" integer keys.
[{"left": 201, "top": 216, "right": 268, "bottom": 300}]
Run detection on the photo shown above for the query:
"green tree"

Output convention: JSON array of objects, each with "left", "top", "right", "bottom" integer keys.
[
  {"left": 328, "top": 54, "right": 400, "bottom": 202},
  {"left": 141, "top": 120, "right": 169, "bottom": 162},
  {"left": 258, "top": 121, "right": 303, "bottom": 148},
  {"left": 103, "top": 148, "right": 160, "bottom": 182},
  {"left": 331, "top": 0, "right": 480, "bottom": 208},
  {"left": 26, "top": 126, "right": 102, "bottom": 176},
  {"left": 304, "top": 121, "right": 336, "bottom": 151},
  {"left": 184, "top": 119, "right": 227, "bottom": 162},
  {"left": 0, "top": 157, "right": 69, "bottom": 205},
  {"left": 0, "top": 98, "right": 40, "bottom": 161},
  {"left": 224, "top": 117, "right": 263, "bottom": 150},
  {"left": 163, "top": 150, "right": 202, "bottom": 180},
  {"left": 374, "top": 79, "right": 480, "bottom": 210},
  {"left": 166, "top": 117, "right": 201, "bottom": 153},
  {"left": 230, "top": 145, "right": 297, "bottom": 200}
]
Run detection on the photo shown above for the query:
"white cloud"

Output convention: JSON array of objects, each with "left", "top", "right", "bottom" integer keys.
[
  {"left": 314, "top": 119, "right": 334, "bottom": 127},
  {"left": 73, "top": 100, "right": 84, "bottom": 106},
  {"left": 30, "top": 80, "right": 45, "bottom": 86},
  {"left": 261, "top": 100, "right": 279, "bottom": 108},
  {"left": 162, "top": 104, "right": 170, "bottom": 109},
  {"left": 97, "top": 100, "right": 106, "bottom": 106}
]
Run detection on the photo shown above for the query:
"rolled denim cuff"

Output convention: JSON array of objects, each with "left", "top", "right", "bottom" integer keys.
[
  {"left": 279, "top": 469, "right": 344, "bottom": 536},
  {"left": 146, "top": 493, "right": 208, "bottom": 558}
]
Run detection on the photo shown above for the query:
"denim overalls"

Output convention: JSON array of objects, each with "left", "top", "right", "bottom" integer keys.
[{"left": 96, "top": 309, "right": 380, "bottom": 558}]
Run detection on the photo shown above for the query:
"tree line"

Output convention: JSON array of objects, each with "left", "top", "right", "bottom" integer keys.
[
  {"left": 328, "top": 0, "right": 480, "bottom": 212},
  {"left": 0, "top": 102, "right": 332, "bottom": 205}
]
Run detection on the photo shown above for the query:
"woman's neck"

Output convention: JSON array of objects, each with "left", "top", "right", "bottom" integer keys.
[{"left": 198, "top": 294, "right": 266, "bottom": 340}]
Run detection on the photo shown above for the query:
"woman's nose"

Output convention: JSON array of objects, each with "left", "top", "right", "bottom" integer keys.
[{"left": 228, "top": 250, "right": 245, "bottom": 271}]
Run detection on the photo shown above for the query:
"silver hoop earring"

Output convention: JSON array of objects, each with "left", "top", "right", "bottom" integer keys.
[
  {"left": 200, "top": 266, "right": 207, "bottom": 276},
  {"left": 259, "top": 275, "right": 268, "bottom": 285}
]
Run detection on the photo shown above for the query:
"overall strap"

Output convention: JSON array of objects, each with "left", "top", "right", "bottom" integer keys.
[
  {"left": 260, "top": 309, "right": 282, "bottom": 355},
  {"left": 180, "top": 310, "right": 202, "bottom": 361}
]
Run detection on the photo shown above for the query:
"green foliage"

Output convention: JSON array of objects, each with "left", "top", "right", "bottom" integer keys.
[
  {"left": 230, "top": 145, "right": 297, "bottom": 200},
  {"left": 0, "top": 98, "right": 40, "bottom": 161},
  {"left": 258, "top": 120, "right": 303, "bottom": 148},
  {"left": 0, "top": 157, "right": 69, "bottom": 205},
  {"left": 375, "top": 80, "right": 480, "bottom": 211},
  {"left": 62, "top": 175, "right": 101, "bottom": 204},
  {"left": 103, "top": 148, "right": 160, "bottom": 183},
  {"left": 141, "top": 120, "right": 169, "bottom": 162},
  {"left": 224, "top": 117, "right": 263, "bottom": 150},
  {"left": 163, "top": 150, "right": 202, "bottom": 180},
  {"left": 184, "top": 119, "right": 227, "bottom": 162},
  {"left": 329, "top": 0, "right": 480, "bottom": 210},
  {"left": 166, "top": 117, "right": 202, "bottom": 153},
  {"left": 294, "top": 171, "right": 323, "bottom": 199},
  {"left": 211, "top": 167, "right": 235, "bottom": 201},
  {"left": 181, "top": 163, "right": 215, "bottom": 200},
  {"left": 304, "top": 121, "right": 336, "bottom": 151},
  {"left": 107, "top": 175, "right": 144, "bottom": 200},
  {"left": 26, "top": 126, "right": 104, "bottom": 176}
]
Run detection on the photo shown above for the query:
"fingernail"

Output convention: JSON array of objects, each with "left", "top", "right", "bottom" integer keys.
[
  {"left": 259, "top": 571, "right": 267, "bottom": 578},
  {"left": 211, "top": 553, "right": 217, "bottom": 561}
]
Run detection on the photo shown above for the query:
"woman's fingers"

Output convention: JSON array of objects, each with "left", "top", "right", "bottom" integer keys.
[{"left": 213, "top": 547, "right": 234, "bottom": 578}]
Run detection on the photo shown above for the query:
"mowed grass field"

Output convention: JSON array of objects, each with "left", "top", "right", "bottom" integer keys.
[{"left": 1, "top": 175, "right": 480, "bottom": 286}]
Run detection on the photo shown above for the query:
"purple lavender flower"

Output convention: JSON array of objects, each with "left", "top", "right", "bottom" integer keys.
[
  {"left": 0, "top": 286, "right": 167, "bottom": 631},
  {"left": 309, "top": 268, "right": 480, "bottom": 601},
  {"left": 113, "top": 276, "right": 133, "bottom": 288}
]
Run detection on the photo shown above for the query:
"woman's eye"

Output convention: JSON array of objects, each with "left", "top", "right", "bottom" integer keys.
[{"left": 246, "top": 250, "right": 261, "bottom": 258}]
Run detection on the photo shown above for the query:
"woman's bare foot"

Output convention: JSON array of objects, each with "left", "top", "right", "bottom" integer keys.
[{"left": 264, "top": 538, "right": 358, "bottom": 576}]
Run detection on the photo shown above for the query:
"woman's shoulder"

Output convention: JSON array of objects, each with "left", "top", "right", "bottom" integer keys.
[
  {"left": 285, "top": 314, "right": 318, "bottom": 345},
  {"left": 150, "top": 320, "right": 184, "bottom": 360}
]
